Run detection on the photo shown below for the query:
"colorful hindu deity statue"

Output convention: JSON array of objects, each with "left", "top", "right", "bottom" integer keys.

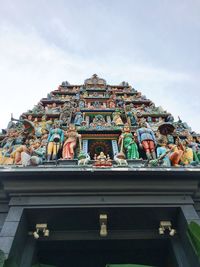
[
  {"left": 118, "top": 124, "right": 139, "bottom": 160},
  {"left": 21, "top": 139, "right": 46, "bottom": 166},
  {"left": 0, "top": 130, "right": 16, "bottom": 164},
  {"left": 47, "top": 123, "right": 64, "bottom": 160},
  {"left": 112, "top": 111, "right": 123, "bottom": 126},
  {"left": 168, "top": 137, "right": 184, "bottom": 167},
  {"left": 186, "top": 135, "right": 200, "bottom": 164},
  {"left": 136, "top": 122, "right": 157, "bottom": 160},
  {"left": 126, "top": 110, "right": 137, "bottom": 126},
  {"left": 156, "top": 137, "right": 171, "bottom": 167},
  {"left": 180, "top": 140, "right": 194, "bottom": 165},
  {"left": 62, "top": 124, "right": 81, "bottom": 160},
  {"left": 93, "top": 151, "right": 112, "bottom": 168},
  {"left": 73, "top": 108, "right": 84, "bottom": 126}
]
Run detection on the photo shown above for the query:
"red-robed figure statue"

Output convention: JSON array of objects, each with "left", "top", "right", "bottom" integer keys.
[{"left": 62, "top": 124, "right": 81, "bottom": 160}]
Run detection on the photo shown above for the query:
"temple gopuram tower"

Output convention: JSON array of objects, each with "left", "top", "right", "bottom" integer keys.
[{"left": 0, "top": 74, "right": 200, "bottom": 267}]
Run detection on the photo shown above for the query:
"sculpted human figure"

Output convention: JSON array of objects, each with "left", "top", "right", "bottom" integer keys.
[
  {"left": 47, "top": 123, "right": 64, "bottom": 160},
  {"left": 73, "top": 108, "right": 83, "bottom": 126},
  {"left": 21, "top": 139, "right": 46, "bottom": 166},
  {"left": 112, "top": 112, "right": 123, "bottom": 126},
  {"left": 126, "top": 110, "right": 137, "bottom": 126},
  {"left": 156, "top": 137, "right": 171, "bottom": 167},
  {"left": 0, "top": 130, "right": 16, "bottom": 164},
  {"left": 34, "top": 118, "right": 43, "bottom": 138},
  {"left": 51, "top": 102, "right": 61, "bottom": 114},
  {"left": 186, "top": 135, "right": 200, "bottom": 163},
  {"left": 118, "top": 124, "right": 139, "bottom": 160},
  {"left": 62, "top": 124, "right": 81, "bottom": 160},
  {"left": 94, "top": 152, "right": 112, "bottom": 167},
  {"left": 39, "top": 116, "right": 50, "bottom": 131},
  {"left": 180, "top": 140, "right": 194, "bottom": 166},
  {"left": 168, "top": 138, "right": 184, "bottom": 167},
  {"left": 137, "top": 122, "right": 157, "bottom": 160}
]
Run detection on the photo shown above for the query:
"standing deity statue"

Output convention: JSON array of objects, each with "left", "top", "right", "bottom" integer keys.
[
  {"left": 118, "top": 124, "right": 139, "bottom": 160},
  {"left": 137, "top": 122, "right": 157, "bottom": 160},
  {"left": 62, "top": 124, "right": 81, "bottom": 160},
  {"left": 47, "top": 123, "right": 64, "bottom": 160}
]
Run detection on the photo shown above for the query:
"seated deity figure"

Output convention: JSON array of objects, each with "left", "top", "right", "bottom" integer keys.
[
  {"left": 186, "top": 135, "right": 200, "bottom": 164},
  {"left": 90, "top": 115, "right": 108, "bottom": 129},
  {"left": 180, "top": 140, "right": 194, "bottom": 165},
  {"left": 0, "top": 130, "right": 16, "bottom": 164},
  {"left": 156, "top": 137, "right": 171, "bottom": 167},
  {"left": 118, "top": 124, "right": 139, "bottom": 160},
  {"left": 45, "top": 103, "right": 60, "bottom": 114},
  {"left": 168, "top": 138, "right": 184, "bottom": 167},
  {"left": 39, "top": 116, "right": 50, "bottom": 131},
  {"left": 21, "top": 139, "right": 46, "bottom": 166},
  {"left": 51, "top": 103, "right": 61, "bottom": 114},
  {"left": 73, "top": 109, "right": 83, "bottom": 126},
  {"left": 126, "top": 110, "right": 137, "bottom": 126},
  {"left": 45, "top": 104, "right": 52, "bottom": 113},
  {"left": 62, "top": 124, "right": 81, "bottom": 160},
  {"left": 47, "top": 123, "right": 64, "bottom": 160},
  {"left": 137, "top": 122, "right": 157, "bottom": 160},
  {"left": 93, "top": 152, "right": 112, "bottom": 167},
  {"left": 112, "top": 112, "right": 123, "bottom": 126},
  {"left": 6, "top": 129, "right": 27, "bottom": 164},
  {"left": 10, "top": 143, "right": 30, "bottom": 165}
]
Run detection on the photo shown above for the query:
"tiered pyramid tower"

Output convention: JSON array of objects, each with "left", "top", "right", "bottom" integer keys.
[
  {"left": 0, "top": 74, "right": 199, "bottom": 166},
  {"left": 0, "top": 75, "right": 200, "bottom": 267}
]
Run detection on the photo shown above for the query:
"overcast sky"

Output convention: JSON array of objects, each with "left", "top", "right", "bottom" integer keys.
[{"left": 0, "top": 0, "right": 199, "bottom": 132}]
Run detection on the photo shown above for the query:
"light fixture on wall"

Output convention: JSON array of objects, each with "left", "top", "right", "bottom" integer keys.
[
  {"left": 159, "top": 221, "right": 176, "bottom": 236},
  {"left": 99, "top": 214, "right": 108, "bottom": 237},
  {"left": 33, "top": 223, "right": 49, "bottom": 239}
]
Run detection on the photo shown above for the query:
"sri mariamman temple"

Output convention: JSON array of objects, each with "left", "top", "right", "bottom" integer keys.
[{"left": 0, "top": 74, "right": 200, "bottom": 267}]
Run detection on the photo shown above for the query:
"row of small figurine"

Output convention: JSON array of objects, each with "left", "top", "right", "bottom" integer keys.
[
  {"left": 24, "top": 108, "right": 169, "bottom": 136},
  {"left": 0, "top": 122, "right": 200, "bottom": 167}
]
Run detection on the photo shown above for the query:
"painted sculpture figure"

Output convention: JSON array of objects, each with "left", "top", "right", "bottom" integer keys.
[
  {"left": 21, "top": 139, "right": 46, "bottom": 166},
  {"left": 93, "top": 151, "right": 112, "bottom": 167},
  {"left": 112, "top": 112, "right": 123, "bottom": 126},
  {"left": 156, "top": 137, "right": 171, "bottom": 167},
  {"left": 47, "top": 123, "right": 64, "bottom": 160},
  {"left": 137, "top": 122, "right": 157, "bottom": 160},
  {"left": 118, "top": 124, "right": 139, "bottom": 160},
  {"left": 73, "top": 109, "right": 83, "bottom": 126},
  {"left": 168, "top": 138, "right": 184, "bottom": 167},
  {"left": 62, "top": 124, "right": 81, "bottom": 160}
]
